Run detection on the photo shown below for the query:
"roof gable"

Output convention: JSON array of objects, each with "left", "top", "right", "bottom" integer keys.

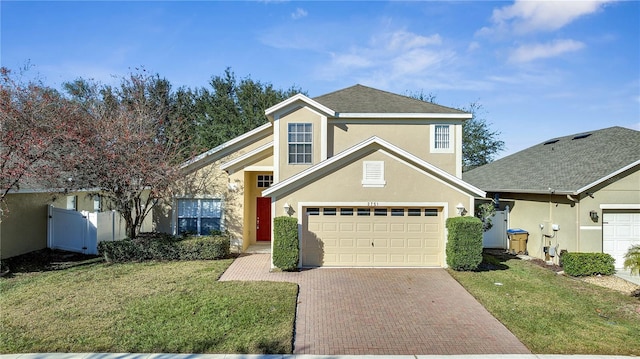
[
  {"left": 463, "top": 126, "right": 640, "bottom": 194},
  {"left": 263, "top": 136, "right": 485, "bottom": 198}
]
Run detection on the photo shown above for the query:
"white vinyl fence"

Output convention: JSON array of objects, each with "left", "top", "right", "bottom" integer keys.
[{"left": 47, "top": 206, "right": 128, "bottom": 255}]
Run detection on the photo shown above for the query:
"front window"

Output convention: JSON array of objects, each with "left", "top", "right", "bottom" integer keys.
[
  {"left": 288, "top": 123, "right": 312, "bottom": 164},
  {"left": 176, "top": 198, "right": 222, "bottom": 235}
]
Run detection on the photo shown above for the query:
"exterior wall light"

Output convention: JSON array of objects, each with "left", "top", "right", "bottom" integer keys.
[
  {"left": 456, "top": 203, "right": 466, "bottom": 216},
  {"left": 283, "top": 202, "right": 293, "bottom": 216},
  {"left": 589, "top": 210, "right": 599, "bottom": 222}
]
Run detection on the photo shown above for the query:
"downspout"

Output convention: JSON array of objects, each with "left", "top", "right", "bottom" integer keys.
[{"left": 566, "top": 194, "right": 580, "bottom": 252}]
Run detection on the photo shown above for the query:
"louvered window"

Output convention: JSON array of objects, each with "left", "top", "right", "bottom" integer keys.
[{"left": 362, "top": 161, "right": 385, "bottom": 187}]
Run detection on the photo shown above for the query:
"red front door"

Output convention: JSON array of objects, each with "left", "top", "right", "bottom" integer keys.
[{"left": 256, "top": 197, "right": 271, "bottom": 241}]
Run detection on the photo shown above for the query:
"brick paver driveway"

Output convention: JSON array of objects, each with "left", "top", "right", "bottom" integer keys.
[{"left": 219, "top": 253, "right": 530, "bottom": 355}]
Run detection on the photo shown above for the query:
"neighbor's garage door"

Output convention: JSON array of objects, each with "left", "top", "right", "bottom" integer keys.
[
  {"left": 603, "top": 212, "right": 640, "bottom": 268},
  {"left": 302, "top": 207, "right": 443, "bottom": 267}
]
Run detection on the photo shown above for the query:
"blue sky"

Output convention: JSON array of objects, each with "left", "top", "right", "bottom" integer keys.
[{"left": 2, "top": 1, "right": 639, "bottom": 157}]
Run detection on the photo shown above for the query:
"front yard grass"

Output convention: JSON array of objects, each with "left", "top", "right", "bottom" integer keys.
[
  {"left": 449, "top": 254, "right": 640, "bottom": 355},
  {"left": 0, "top": 259, "right": 298, "bottom": 354}
]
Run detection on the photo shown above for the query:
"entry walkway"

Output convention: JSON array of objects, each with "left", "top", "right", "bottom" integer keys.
[{"left": 220, "top": 254, "right": 530, "bottom": 355}]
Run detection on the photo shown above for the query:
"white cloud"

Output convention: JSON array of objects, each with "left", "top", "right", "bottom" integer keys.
[
  {"left": 478, "top": 0, "right": 615, "bottom": 36},
  {"left": 312, "top": 29, "right": 458, "bottom": 89},
  {"left": 508, "top": 39, "right": 585, "bottom": 63},
  {"left": 291, "top": 8, "right": 308, "bottom": 20}
]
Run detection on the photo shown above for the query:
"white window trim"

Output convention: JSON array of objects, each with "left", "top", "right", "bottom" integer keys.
[
  {"left": 362, "top": 160, "right": 386, "bottom": 188},
  {"left": 430, "top": 124, "right": 454, "bottom": 154},
  {"left": 288, "top": 122, "right": 313, "bottom": 165}
]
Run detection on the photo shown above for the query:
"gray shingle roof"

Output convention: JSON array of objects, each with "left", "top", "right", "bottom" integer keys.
[
  {"left": 463, "top": 126, "right": 640, "bottom": 194},
  {"left": 313, "top": 84, "right": 467, "bottom": 114}
]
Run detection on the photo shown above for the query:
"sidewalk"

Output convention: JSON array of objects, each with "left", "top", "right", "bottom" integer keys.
[
  {"left": 0, "top": 353, "right": 636, "bottom": 359},
  {"left": 615, "top": 268, "right": 640, "bottom": 285}
]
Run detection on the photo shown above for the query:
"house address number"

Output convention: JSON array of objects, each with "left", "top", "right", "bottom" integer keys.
[{"left": 367, "top": 202, "right": 379, "bottom": 206}]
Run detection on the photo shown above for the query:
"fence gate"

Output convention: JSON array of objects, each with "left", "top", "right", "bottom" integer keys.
[
  {"left": 48, "top": 206, "right": 133, "bottom": 255},
  {"left": 47, "top": 206, "right": 91, "bottom": 254},
  {"left": 482, "top": 209, "right": 508, "bottom": 249}
]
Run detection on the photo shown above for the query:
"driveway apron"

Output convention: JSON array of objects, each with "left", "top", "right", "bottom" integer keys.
[{"left": 219, "top": 253, "right": 531, "bottom": 355}]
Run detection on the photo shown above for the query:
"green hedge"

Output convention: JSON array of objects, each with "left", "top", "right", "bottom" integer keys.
[
  {"left": 562, "top": 252, "right": 615, "bottom": 276},
  {"left": 446, "top": 216, "right": 483, "bottom": 271},
  {"left": 98, "top": 233, "right": 230, "bottom": 263},
  {"left": 272, "top": 216, "right": 299, "bottom": 271}
]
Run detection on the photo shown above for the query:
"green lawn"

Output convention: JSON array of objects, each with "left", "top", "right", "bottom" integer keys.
[
  {"left": 449, "top": 254, "right": 640, "bottom": 355},
  {"left": 0, "top": 259, "right": 298, "bottom": 354}
]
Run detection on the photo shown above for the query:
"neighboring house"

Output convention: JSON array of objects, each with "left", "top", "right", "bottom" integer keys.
[
  {"left": 464, "top": 126, "right": 640, "bottom": 268},
  {"left": 1, "top": 190, "right": 100, "bottom": 259},
  {"left": 158, "top": 84, "right": 485, "bottom": 267},
  {"left": 1, "top": 189, "right": 153, "bottom": 259}
]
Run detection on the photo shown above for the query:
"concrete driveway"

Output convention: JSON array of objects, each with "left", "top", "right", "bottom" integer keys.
[{"left": 219, "top": 253, "right": 530, "bottom": 355}]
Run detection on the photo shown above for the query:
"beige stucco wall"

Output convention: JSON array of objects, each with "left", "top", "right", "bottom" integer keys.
[
  {"left": 499, "top": 166, "right": 640, "bottom": 261},
  {"left": 1, "top": 191, "right": 99, "bottom": 259},
  {"left": 156, "top": 132, "right": 275, "bottom": 250},
  {"left": 328, "top": 121, "right": 460, "bottom": 175},
  {"left": 271, "top": 149, "right": 475, "bottom": 221}
]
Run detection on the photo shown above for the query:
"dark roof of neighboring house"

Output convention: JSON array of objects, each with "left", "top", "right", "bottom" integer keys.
[
  {"left": 313, "top": 84, "right": 467, "bottom": 114},
  {"left": 463, "top": 126, "right": 640, "bottom": 195}
]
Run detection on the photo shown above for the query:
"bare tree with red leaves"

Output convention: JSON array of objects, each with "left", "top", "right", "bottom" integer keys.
[
  {"left": 0, "top": 67, "right": 92, "bottom": 218},
  {"left": 64, "top": 70, "right": 193, "bottom": 239}
]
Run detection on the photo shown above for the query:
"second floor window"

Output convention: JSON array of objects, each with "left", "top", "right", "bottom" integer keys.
[
  {"left": 434, "top": 125, "right": 450, "bottom": 149},
  {"left": 431, "top": 124, "right": 453, "bottom": 153},
  {"left": 288, "top": 123, "right": 312, "bottom": 164}
]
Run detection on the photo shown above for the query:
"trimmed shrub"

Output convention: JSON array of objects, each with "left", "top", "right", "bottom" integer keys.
[
  {"left": 179, "top": 235, "right": 230, "bottom": 260},
  {"left": 562, "top": 252, "right": 615, "bottom": 276},
  {"left": 272, "top": 216, "right": 299, "bottom": 271},
  {"left": 446, "top": 216, "right": 483, "bottom": 271},
  {"left": 98, "top": 233, "right": 230, "bottom": 263}
]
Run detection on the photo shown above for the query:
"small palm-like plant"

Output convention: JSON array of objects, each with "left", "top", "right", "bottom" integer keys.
[{"left": 623, "top": 245, "right": 640, "bottom": 275}]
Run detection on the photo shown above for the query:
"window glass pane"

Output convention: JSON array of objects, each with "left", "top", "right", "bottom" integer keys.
[
  {"left": 288, "top": 123, "right": 296, "bottom": 132},
  {"left": 304, "top": 123, "right": 312, "bottom": 132},
  {"left": 304, "top": 154, "right": 312, "bottom": 163},
  {"left": 340, "top": 208, "right": 354, "bottom": 216},
  {"left": 408, "top": 209, "right": 421, "bottom": 216},
  {"left": 178, "top": 200, "right": 198, "bottom": 217},
  {"left": 425, "top": 209, "right": 438, "bottom": 216},
  {"left": 374, "top": 208, "right": 388, "bottom": 216},
  {"left": 201, "top": 218, "right": 221, "bottom": 235},
  {"left": 306, "top": 207, "right": 320, "bottom": 215},
  {"left": 391, "top": 208, "right": 404, "bottom": 216},
  {"left": 435, "top": 125, "right": 450, "bottom": 149},
  {"left": 178, "top": 218, "right": 197, "bottom": 235},
  {"left": 201, "top": 200, "right": 221, "bottom": 218},
  {"left": 357, "top": 208, "right": 370, "bottom": 216},
  {"left": 323, "top": 208, "right": 337, "bottom": 216}
]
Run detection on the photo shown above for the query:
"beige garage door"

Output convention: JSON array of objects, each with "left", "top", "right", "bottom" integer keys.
[{"left": 301, "top": 207, "right": 443, "bottom": 267}]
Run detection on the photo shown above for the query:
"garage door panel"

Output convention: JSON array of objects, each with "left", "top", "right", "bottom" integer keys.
[
  {"left": 373, "top": 223, "right": 388, "bottom": 232},
  {"left": 303, "top": 206, "right": 443, "bottom": 267},
  {"left": 339, "top": 223, "right": 355, "bottom": 231}
]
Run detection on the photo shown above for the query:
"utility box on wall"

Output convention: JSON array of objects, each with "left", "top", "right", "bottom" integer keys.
[{"left": 507, "top": 228, "right": 529, "bottom": 255}]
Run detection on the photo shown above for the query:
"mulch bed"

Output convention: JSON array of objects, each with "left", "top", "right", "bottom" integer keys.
[{"left": 1, "top": 249, "right": 101, "bottom": 276}]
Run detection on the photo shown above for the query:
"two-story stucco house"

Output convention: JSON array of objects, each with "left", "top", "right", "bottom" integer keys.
[{"left": 156, "top": 85, "right": 485, "bottom": 268}]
